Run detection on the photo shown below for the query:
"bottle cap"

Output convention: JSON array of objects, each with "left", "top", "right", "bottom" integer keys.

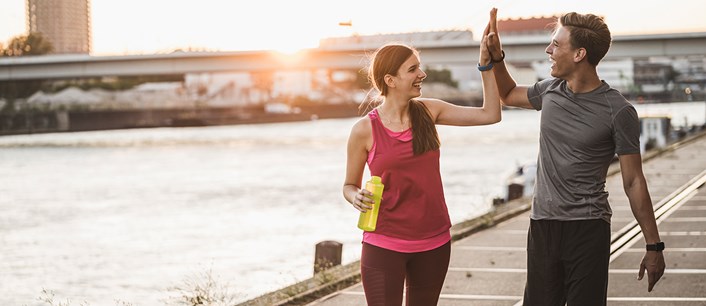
[{"left": 370, "top": 176, "right": 382, "bottom": 183}]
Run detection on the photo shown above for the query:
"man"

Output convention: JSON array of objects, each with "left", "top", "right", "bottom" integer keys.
[{"left": 484, "top": 10, "right": 666, "bottom": 306}]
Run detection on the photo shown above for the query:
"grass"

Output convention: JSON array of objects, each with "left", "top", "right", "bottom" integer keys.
[
  {"left": 164, "top": 267, "right": 240, "bottom": 306},
  {"left": 32, "top": 267, "right": 241, "bottom": 306}
]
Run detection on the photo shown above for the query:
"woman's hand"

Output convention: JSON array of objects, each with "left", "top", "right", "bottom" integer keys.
[
  {"left": 479, "top": 8, "right": 498, "bottom": 66},
  {"left": 351, "top": 188, "right": 373, "bottom": 212}
]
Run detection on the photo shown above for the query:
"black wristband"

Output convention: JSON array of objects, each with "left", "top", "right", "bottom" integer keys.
[
  {"left": 646, "top": 242, "right": 665, "bottom": 251},
  {"left": 491, "top": 50, "right": 505, "bottom": 63}
]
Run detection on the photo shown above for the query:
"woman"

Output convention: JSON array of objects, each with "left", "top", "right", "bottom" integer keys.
[{"left": 342, "top": 8, "right": 501, "bottom": 306}]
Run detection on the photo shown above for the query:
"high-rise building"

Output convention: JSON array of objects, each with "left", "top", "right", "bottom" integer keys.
[{"left": 26, "top": 0, "right": 92, "bottom": 54}]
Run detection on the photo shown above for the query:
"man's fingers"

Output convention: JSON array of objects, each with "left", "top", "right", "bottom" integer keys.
[
  {"left": 488, "top": 32, "right": 496, "bottom": 44},
  {"left": 648, "top": 272, "right": 656, "bottom": 292},
  {"left": 649, "top": 270, "right": 663, "bottom": 292},
  {"left": 490, "top": 8, "right": 498, "bottom": 33},
  {"left": 637, "top": 264, "right": 645, "bottom": 280},
  {"left": 486, "top": 34, "right": 495, "bottom": 50}
]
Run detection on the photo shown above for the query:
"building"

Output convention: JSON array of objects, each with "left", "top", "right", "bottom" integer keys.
[
  {"left": 319, "top": 30, "right": 474, "bottom": 51},
  {"left": 498, "top": 15, "right": 557, "bottom": 37},
  {"left": 26, "top": 0, "right": 92, "bottom": 54}
]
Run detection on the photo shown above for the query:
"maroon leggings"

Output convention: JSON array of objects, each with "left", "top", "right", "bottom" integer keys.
[{"left": 360, "top": 241, "right": 451, "bottom": 306}]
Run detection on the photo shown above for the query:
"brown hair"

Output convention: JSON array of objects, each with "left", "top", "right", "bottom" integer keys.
[
  {"left": 362, "top": 43, "right": 440, "bottom": 155},
  {"left": 558, "top": 12, "right": 612, "bottom": 66}
]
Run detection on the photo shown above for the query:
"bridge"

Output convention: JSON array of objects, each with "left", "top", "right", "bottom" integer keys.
[{"left": 1, "top": 32, "right": 705, "bottom": 81}]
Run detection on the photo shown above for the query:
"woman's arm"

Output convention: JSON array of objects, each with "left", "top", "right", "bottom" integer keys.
[
  {"left": 423, "top": 8, "right": 501, "bottom": 126},
  {"left": 342, "top": 117, "right": 374, "bottom": 212}
]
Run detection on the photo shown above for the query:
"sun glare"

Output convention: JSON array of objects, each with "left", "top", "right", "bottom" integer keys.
[
  {"left": 267, "top": 36, "right": 320, "bottom": 55},
  {"left": 8, "top": 0, "right": 706, "bottom": 56},
  {"left": 86, "top": 0, "right": 357, "bottom": 55},
  {"left": 194, "top": 1, "right": 353, "bottom": 54}
]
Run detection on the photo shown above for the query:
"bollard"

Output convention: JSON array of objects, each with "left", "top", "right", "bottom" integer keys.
[
  {"left": 314, "top": 240, "right": 342, "bottom": 275},
  {"left": 507, "top": 183, "right": 524, "bottom": 202}
]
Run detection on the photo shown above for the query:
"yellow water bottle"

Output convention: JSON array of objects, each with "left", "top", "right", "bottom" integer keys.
[{"left": 357, "top": 176, "right": 384, "bottom": 231}]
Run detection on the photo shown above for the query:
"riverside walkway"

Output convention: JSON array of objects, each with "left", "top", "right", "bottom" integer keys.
[{"left": 308, "top": 131, "right": 706, "bottom": 306}]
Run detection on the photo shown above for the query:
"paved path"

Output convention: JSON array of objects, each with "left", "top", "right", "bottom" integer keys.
[{"left": 309, "top": 132, "right": 706, "bottom": 305}]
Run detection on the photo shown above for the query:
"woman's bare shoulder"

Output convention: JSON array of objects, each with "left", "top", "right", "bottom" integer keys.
[{"left": 349, "top": 115, "right": 372, "bottom": 138}]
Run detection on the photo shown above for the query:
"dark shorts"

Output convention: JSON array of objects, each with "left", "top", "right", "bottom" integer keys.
[
  {"left": 360, "top": 241, "right": 451, "bottom": 306},
  {"left": 523, "top": 219, "right": 610, "bottom": 306}
]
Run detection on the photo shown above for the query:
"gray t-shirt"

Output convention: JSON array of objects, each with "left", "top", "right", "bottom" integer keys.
[{"left": 527, "top": 78, "right": 640, "bottom": 223}]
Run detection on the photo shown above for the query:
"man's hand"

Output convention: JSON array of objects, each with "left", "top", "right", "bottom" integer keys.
[
  {"left": 485, "top": 7, "right": 502, "bottom": 62},
  {"left": 638, "top": 250, "right": 666, "bottom": 292}
]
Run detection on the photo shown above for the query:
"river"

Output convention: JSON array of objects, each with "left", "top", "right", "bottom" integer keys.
[{"left": 0, "top": 101, "right": 703, "bottom": 305}]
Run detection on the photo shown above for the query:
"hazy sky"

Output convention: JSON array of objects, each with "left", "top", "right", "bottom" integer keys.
[{"left": 1, "top": 0, "right": 705, "bottom": 55}]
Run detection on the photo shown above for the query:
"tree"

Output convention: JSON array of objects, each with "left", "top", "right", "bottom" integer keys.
[
  {"left": 1, "top": 32, "right": 53, "bottom": 57},
  {"left": 0, "top": 33, "right": 54, "bottom": 113},
  {"left": 423, "top": 67, "right": 458, "bottom": 88}
]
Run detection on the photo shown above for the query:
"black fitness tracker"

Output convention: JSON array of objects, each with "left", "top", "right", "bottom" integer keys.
[{"left": 646, "top": 242, "right": 665, "bottom": 251}]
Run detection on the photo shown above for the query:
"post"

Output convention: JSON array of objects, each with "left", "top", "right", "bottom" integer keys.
[
  {"left": 507, "top": 183, "right": 524, "bottom": 202},
  {"left": 314, "top": 240, "right": 342, "bottom": 275}
]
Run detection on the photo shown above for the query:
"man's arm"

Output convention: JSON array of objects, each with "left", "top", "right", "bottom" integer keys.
[
  {"left": 485, "top": 9, "right": 533, "bottom": 109},
  {"left": 491, "top": 61, "right": 532, "bottom": 109},
  {"left": 619, "top": 153, "right": 666, "bottom": 292}
]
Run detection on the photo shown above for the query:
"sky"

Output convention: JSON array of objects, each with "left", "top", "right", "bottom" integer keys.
[{"left": 1, "top": 0, "right": 706, "bottom": 56}]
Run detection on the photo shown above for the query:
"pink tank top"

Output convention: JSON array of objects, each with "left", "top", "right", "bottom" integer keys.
[{"left": 363, "top": 109, "right": 451, "bottom": 252}]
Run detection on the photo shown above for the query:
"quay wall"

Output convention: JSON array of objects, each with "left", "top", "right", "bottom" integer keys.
[{"left": 0, "top": 103, "right": 361, "bottom": 136}]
